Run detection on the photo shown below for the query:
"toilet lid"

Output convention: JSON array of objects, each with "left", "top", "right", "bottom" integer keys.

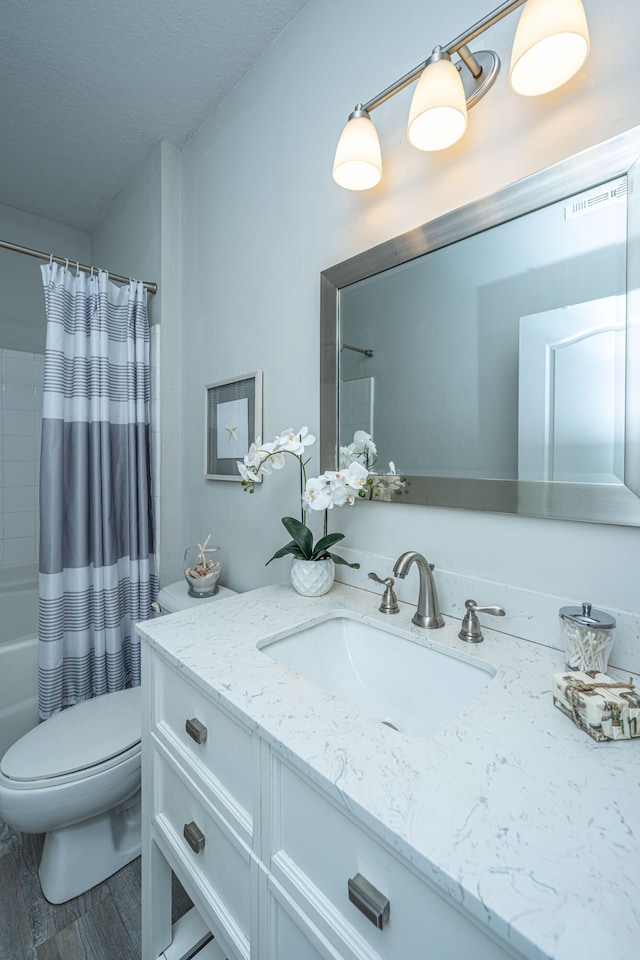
[
  {"left": 1, "top": 686, "right": 142, "bottom": 782},
  {"left": 157, "top": 579, "right": 237, "bottom": 613}
]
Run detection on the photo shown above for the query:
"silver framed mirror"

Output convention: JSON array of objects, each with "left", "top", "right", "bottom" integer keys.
[{"left": 320, "top": 126, "right": 640, "bottom": 526}]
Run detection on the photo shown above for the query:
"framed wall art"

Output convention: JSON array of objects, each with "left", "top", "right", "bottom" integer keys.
[{"left": 204, "top": 371, "right": 263, "bottom": 480}]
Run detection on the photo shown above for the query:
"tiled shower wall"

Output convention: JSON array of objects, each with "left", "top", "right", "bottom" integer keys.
[
  {"left": 340, "top": 376, "right": 374, "bottom": 443},
  {"left": 0, "top": 348, "right": 44, "bottom": 567},
  {"left": 0, "top": 333, "right": 159, "bottom": 573}
]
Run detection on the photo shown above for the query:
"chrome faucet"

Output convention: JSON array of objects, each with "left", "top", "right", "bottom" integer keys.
[{"left": 393, "top": 551, "right": 445, "bottom": 629}]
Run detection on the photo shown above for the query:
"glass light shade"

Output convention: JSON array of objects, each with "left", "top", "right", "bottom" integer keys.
[
  {"left": 510, "top": 0, "right": 590, "bottom": 96},
  {"left": 332, "top": 115, "right": 382, "bottom": 191},
  {"left": 407, "top": 57, "right": 468, "bottom": 152}
]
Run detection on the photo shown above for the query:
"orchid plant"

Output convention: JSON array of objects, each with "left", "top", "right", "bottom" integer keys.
[
  {"left": 340, "top": 429, "right": 408, "bottom": 501},
  {"left": 237, "top": 427, "right": 368, "bottom": 567},
  {"left": 339, "top": 429, "right": 378, "bottom": 470}
]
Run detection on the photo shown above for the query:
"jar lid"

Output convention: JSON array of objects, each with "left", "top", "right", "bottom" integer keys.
[{"left": 559, "top": 602, "right": 616, "bottom": 629}]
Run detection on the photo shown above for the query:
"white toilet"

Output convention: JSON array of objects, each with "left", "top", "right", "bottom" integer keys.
[
  {"left": 0, "top": 686, "right": 142, "bottom": 903},
  {"left": 0, "top": 578, "right": 237, "bottom": 904}
]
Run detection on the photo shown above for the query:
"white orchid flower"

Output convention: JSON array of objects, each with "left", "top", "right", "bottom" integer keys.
[
  {"left": 338, "top": 446, "right": 352, "bottom": 468},
  {"left": 262, "top": 452, "right": 286, "bottom": 473},
  {"left": 241, "top": 441, "right": 260, "bottom": 469},
  {"left": 238, "top": 438, "right": 284, "bottom": 482},
  {"left": 343, "top": 461, "right": 369, "bottom": 491},
  {"left": 237, "top": 461, "right": 261, "bottom": 484},
  {"left": 353, "top": 430, "right": 377, "bottom": 454},
  {"left": 327, "top": 481, "right": 348, "bottom": 507},
  {"left": 331, "top": 484, "right": 354, "bottom": 506},
  {"left": 275, "top": 426, "right": 316, "bottom": 457},
  {"left": 248, "top": 440, "right": 282, "bottom": 475},
  {"left": 339, "top": 431, "right": 377, "bottom": 468},
  {"left": 302, "top": 476, "right": 332, "bottom": 511}
]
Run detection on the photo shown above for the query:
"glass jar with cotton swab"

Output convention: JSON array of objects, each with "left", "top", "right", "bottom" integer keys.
[{"left": 559, "top": 602, "right": 616, "bottom": 674}]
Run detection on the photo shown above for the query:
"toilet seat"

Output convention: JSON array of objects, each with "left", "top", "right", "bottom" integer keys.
[{"left": 0, "top": 686, "right": 141, "bottom": 786}]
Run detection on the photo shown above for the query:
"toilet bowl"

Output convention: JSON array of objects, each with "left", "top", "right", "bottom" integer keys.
[{"left": 0, "top": 579, "right": 238, "bottom": 904}]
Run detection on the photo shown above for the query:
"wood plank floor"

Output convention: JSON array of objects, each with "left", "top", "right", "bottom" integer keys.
[{"left": 0, "top": 819, "right": 192, "bottom": 960}]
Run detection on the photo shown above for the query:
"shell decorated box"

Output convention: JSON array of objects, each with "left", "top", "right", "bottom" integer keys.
[{"left": 552, "top": 670, "right": 640, "bottom": 741}]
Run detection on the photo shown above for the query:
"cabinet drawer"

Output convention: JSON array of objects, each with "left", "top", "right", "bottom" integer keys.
[
  {"left": 262, "top": 870, "right": 345, "bottom": 960},
  {"left": 270, "top": 759, "right": 516, "bottom": 960},
  {"left": 153, "top": 659, "right": 254, "bottom": 841},
  {"left": 153, "top": 749, "right": 252, "bottom": 960}
]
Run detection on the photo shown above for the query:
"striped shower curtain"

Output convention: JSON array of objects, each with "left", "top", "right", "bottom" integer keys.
[{"left": 38, "top": 263, "right": 158, "bottom": 719}]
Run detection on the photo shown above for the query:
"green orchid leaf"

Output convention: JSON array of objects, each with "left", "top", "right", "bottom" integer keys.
[
  {"left": 326, "top": 551, "right": 360, "bottom": 569},
  {"left": 265, "top": 540, "right": 307, "bottom": 565},
  {"left": 312, "top": 532, "right": 345, "bottom": 558},
  {"left": 281, "top": 516, "right": 313, "bottom": 559}
]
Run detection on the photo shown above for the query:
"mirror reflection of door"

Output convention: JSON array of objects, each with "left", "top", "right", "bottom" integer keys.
[{"left": 518, "top": 296, "right": 626, "bottom": 483}]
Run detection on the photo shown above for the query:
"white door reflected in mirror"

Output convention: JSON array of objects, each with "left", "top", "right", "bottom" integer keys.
[{"left": 518, "top": 295, "right": 626, "bottom": 484}]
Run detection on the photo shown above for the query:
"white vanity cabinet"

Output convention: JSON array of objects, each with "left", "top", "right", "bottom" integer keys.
[
  {"left": 142, "top": 654, "right": 258, "bottom": 960},
  {"left": 142, "top": 643, "right": 522, "bottom": 960}
]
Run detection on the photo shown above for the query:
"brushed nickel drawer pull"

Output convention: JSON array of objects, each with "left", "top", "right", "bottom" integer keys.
[
  {"left": 348, "top": 873, "right": 390, "bottom": 929},
  {"left": 183, "top": 821, "right": 205, "bottom": 854},
  {"left": 185, "top": 717, "right": 208, "bottom": 744}
]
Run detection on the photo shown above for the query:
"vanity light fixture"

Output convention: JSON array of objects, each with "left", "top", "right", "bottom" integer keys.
[
  {"left": 332, "top": 106, "right": 383, "bottom": 191},
  {"left": 509, "top": 0, "right": 590, "bottom": 96},
  {"left": 407, "top": 47, "right": 468, "bottom": 152},
  {"left": 332, "top": 0, "right": 590, "bottom": 190}
]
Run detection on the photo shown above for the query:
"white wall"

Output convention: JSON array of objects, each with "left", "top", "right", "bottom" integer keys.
[
  {"left": 91, "top": 144, "right": 162, "bottom": 311},
  {"left": 0, "top": 203, "right": 89, "bottom": 354},
  {"left": 176, "top": 0, "right": 640, "bottom": 632},
  {"left": 91, "top": 142, "right": 183, "bottom": 582}
]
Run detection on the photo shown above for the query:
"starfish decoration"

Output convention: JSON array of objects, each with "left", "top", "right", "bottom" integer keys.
[
  {"left": 225, "top": 420, "right": 239, "bottom": 442},
  {"left": 193, "top": 534, "right": 217, "bottom": 575}
]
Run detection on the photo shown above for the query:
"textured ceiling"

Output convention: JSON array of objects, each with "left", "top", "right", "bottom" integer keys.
[{"left": 0, "top": 0, "right": 308, "bottom": 232}]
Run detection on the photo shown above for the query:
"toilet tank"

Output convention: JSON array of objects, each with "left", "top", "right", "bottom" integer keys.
[{"left": 156, "top": 580, "right": 238, "bottom": 614}]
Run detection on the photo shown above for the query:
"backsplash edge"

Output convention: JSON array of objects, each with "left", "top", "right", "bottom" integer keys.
[{"left": 334, "top": 547, "right": 640, "bottom": 676}]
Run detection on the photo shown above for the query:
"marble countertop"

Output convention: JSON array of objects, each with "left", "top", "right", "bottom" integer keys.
[{"left": 138, "top": 582, "right": 640, "bottom": 960}]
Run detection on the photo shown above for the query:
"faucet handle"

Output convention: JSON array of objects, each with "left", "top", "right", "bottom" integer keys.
[
  {"left": 368, "top": 572, "right": 400, "bottom": 615},
  {"left": 458, "top": 599, "right": 505, "bottom": 643}
]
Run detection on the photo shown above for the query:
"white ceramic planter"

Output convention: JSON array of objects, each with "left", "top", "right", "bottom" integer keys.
[{"left": 290, "top": 558, "right": 335, "bottom": 597}]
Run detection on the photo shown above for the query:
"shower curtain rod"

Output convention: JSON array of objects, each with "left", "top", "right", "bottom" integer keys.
[
  {"left": 342, "top": 342, "right": 374, "bottom": 358},
  {"left": 0, "top": 237, "right": 158, "bottom": 295}
]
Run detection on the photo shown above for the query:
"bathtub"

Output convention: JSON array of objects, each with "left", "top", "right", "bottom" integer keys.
[{"left": 0, "top": 565, "right": 39, "bottom": 759}]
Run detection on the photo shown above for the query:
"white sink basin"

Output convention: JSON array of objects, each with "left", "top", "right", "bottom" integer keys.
[{"left": 259, "top": 614, "right": 494, "bottom": 738}]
